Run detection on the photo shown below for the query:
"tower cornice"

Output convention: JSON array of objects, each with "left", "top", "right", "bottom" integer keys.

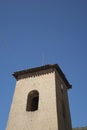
[{"left": 13, "top": 64, "right": 72, "bottom": 89}]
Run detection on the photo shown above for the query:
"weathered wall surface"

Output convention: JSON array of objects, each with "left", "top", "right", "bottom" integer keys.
[
  {"left": 55, "top": 69, "right": 72, "bottom": 130},
  {"left": 6, "top": 71, "right": 58, "bottom": 130}
]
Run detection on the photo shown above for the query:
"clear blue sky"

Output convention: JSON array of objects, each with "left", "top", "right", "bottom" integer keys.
[{"left": 0, "top": 0, "right": 87, "bottom": 129}]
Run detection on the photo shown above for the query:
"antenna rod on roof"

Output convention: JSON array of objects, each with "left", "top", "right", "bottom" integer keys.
[{"left": 42, "top": 53, "right": 45, "bottom": 66}]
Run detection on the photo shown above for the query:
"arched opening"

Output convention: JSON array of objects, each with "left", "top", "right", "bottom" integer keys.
[{"left": 26, "top": 90, "right": 39, "bottom": 112}]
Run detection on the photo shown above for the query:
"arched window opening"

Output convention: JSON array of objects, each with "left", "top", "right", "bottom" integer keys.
[{"left": 26, "top": 90, "right": 39, "bottom": 112}]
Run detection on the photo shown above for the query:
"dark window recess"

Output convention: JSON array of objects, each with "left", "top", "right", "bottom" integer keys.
[
  {"left": 26, "top": 90, "right": 39, "bottom": 112},
  {"left": 31, "top": 96, "right": 39, "bottom": 111}
]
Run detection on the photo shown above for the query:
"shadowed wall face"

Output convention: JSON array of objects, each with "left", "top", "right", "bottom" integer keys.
[{"left": 55, "top": 70, "right": 72, "bottom": 130}]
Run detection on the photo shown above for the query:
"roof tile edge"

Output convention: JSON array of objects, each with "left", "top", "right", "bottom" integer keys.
[{"left": 12, "top": 64, "right": 72, "bottom": 89}]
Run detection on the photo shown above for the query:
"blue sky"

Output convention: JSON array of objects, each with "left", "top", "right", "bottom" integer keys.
[{"left": 0, "top": 0, "right": 87, "bottom": 129}]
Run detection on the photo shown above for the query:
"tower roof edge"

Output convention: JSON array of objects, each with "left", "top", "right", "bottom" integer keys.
[{"left": 12, "top": 64, "right": 72, "bottom": 89}]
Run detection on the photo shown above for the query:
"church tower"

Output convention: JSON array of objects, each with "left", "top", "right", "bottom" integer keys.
[{"left": 6, "top": 64, "right": 72, "bottom": 130}]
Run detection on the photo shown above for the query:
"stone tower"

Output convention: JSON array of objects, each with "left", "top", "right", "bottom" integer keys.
[{"left": 6, "top": 64, "right": 72, "bottom": 130}]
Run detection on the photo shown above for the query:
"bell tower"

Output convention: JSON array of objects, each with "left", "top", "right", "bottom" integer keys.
[{"left": 6, "top": 64, "right": 72, "bottom": 130}]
